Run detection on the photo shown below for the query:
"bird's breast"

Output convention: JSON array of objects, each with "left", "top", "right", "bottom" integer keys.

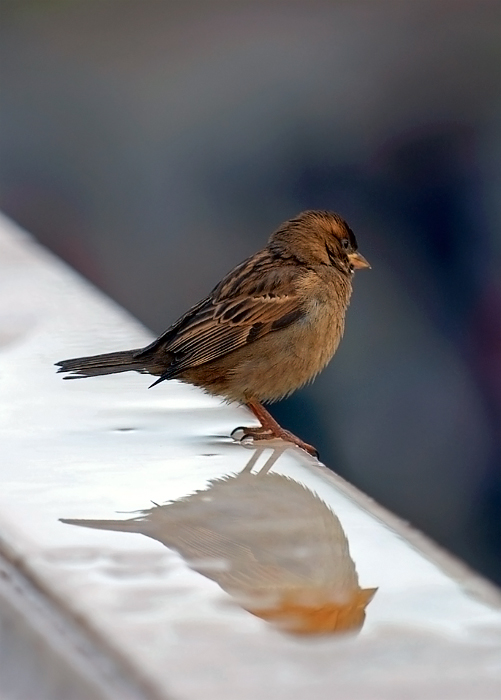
[
  {"left": 223, "top": 279, "right": 351, "bottom": 403},
  {"left": 295, "top": 291, "right": 348, "bottom": 373}
]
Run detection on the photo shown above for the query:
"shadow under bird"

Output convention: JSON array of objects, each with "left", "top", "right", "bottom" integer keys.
[{"left": 56, "top": 210, "right": 370, "bottom": 455}]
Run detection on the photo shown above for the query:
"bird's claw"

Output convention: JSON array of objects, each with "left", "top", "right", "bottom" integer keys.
[
  {"left": 231, "top": 425, "right": 319, "bottom": 459},
  {"left": 231, "top": 426, "right": 246, "bottom": 438}
]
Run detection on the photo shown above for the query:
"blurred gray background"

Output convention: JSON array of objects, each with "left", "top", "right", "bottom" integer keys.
[{"left": 1, "top": 0, "right": 500, "bottom": 584}]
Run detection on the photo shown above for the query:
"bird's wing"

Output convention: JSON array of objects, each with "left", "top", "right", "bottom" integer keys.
[{"left": 138, "top": 249, "right": 307, "bottom": 377}]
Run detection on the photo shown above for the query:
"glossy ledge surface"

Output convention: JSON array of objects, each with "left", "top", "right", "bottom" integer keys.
[{"left": 1, "top": 212, "right": 500, "bottom": 700}]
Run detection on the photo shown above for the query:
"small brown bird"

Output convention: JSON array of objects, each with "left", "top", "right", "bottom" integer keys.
[{"left": 56, "top": 211, "right": 369, "bottom": 455}]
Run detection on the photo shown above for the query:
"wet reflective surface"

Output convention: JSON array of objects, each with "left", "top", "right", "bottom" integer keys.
[
  {"left": 2, "top": 214, "right": 501, "bottom": 699},
  {"left": 62, "top": 446, "right": 377, "bottom": 636}
]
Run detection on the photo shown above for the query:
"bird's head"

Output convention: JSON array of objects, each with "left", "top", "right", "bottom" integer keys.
[{"left": 269, "top": 210, "right": 370, "bottom": 276}]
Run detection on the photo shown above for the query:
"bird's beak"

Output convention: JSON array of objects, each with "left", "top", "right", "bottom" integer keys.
[{"left": 348, "top": 252, "right": 371, "bottom": 270}]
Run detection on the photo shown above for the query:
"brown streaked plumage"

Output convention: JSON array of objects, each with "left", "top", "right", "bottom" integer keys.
[{"left": 56, "top": 210, "right": 370, "bottom": 456}]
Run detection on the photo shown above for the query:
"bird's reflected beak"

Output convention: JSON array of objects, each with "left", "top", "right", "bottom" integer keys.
[{"left": 348, "top": 252, "right": 371, "bottom": 269}]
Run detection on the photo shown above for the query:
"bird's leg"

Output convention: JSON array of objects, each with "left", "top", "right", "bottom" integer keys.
[{"left": 236, "top": 399, "right": 318, "bottom": 458}]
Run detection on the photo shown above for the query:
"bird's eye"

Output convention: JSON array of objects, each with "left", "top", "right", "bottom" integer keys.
[{"left": 341, "top": 239, "right": 349, "bottom": 250}]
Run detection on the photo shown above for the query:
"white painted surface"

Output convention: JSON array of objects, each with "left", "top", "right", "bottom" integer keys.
[{"left": 0, "top": 212, "right": 500, "bottom": 699}]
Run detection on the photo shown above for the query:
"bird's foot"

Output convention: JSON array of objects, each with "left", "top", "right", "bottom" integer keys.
[{"left": 231, "top": 425, "right": 318, "bottom": 458}]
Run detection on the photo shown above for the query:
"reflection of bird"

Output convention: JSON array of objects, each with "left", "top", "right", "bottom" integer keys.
[
  {"left": 56, "top": 210, "right": 369, "bottom": 455},
  {"left": 62, "top": 447, "right": 377, "bottom": 635}
]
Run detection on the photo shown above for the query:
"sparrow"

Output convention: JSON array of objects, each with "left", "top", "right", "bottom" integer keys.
[{"left": 56, "top": 210, "right": 370, "bottom": 456}]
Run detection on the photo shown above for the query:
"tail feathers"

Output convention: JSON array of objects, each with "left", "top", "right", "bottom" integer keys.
[
  {"left": 55, "top": 349, "right": 147, "bottom": 379},
  {"left": 60, "top": 517, "right": 143, "bottom": 532}
]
